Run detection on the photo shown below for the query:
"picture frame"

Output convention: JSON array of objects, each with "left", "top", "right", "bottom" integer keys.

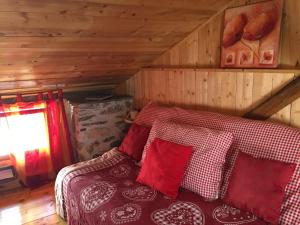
[{"left": 220, "top": 0, "right": 283, "bottom": 68}]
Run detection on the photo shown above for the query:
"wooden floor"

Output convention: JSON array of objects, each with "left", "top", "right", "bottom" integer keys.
[{"left": 0, "top": 183, "right": 66, "bottom": 225}]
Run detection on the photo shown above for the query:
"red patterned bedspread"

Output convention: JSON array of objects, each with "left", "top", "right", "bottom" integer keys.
[{"left": 65, "top": 158, "right": 266, "bottom": 225}]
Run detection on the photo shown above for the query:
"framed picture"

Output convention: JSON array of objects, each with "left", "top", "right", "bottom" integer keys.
[{"left": 220, "top": 0, "right": 283, "bottom": 68}]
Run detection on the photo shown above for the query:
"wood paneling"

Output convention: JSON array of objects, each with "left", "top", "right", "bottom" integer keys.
[
  {"left": 121, "top": 69, "right": 300, "bottom": 128},
  {"left": 117, "top": 0, "right": 300, "bottom": 129},
  {"left": 153, "top": 0, "right": 300, "bottom": 67},
  {"left": 0, "top": 0, "right": 234, "bottom": 93}
]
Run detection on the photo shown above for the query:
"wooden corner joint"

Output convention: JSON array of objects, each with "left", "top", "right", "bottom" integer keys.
[{"left": 244, "top": 76, "right": 300, "bottom": 120}]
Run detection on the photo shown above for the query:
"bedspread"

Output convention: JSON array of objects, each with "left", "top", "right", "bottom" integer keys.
[
  {"left": 55, "top": 148, "right": 126, "bottom": 219},
  {"left": 57, "top": 149, "right": 267, "bottom": 225}
]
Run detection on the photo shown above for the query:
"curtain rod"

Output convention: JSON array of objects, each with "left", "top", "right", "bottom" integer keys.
[
  {"left": 0, "top": 89, "right": 62, "bottom": 99},
  {"left": 0, "top": 84, "right": 116, "bottom": 99}
]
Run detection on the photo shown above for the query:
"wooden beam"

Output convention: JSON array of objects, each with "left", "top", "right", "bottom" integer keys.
[
  {"left": 0, "top": 84, "right": 116, "bottom": 97},
  {"left": 244, "top": 76, "right": 300, "bottom": 120}
]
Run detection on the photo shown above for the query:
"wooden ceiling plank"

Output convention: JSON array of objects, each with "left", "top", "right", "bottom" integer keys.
[
  {"left": 0, "top": 0, "right": 215, "bottom": 22},
  {"left": 0, "top": 29, "right": 194, "bottom": 38},
  {"left": 62, "top": 0, "right": 232, "bottom": 11},
  {"left": 0, "top": 67, "right": 138, "bottom": 75},
  {"left": 0, "top": 65, "right": 142, "bottom": 76},
  {"left": 0, "top": 36, "right": 181, "bottom": 48},
  {"left": 0, "top": 10, "right": 204, "bottom": 38},
  {"left": 0, "top": 71, "right": 133, "bottom": 81},
  {"left": 0, "top": 54, "right": 160, "bottom": 67},
  {"left": 0, "top": 47, "right": 168, "bottom": 54},
  {"left": 0, "top": 64, "right": 147, "bottom": 72},
  {"left": 0, "top": 0, "right": 233, "bottom": 92},
  {"left": 0, "top": 12, "right": 200, "bottom": 30}
]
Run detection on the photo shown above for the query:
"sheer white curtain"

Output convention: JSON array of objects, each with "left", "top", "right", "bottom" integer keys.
[
  {"left": 0, "top": 113, "right": 49, "bottom": 158},
  {"left": 0, "top": 116, "right": 10, "bottom": 157}
]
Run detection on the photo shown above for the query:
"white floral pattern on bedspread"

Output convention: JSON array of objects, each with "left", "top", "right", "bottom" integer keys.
[
  {"left": 55, "top": 148, "right": 127, "bottom": 219},
  {"left": 55, "top": 148, "right": 267, "bottom": 225},
  {"left": 61, "top": 158, "right": 267, "bottom": 225}
]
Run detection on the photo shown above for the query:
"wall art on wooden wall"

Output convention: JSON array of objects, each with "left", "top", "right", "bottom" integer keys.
[{"left": 221, "top": 0, "right": 283, "bottom": 68}]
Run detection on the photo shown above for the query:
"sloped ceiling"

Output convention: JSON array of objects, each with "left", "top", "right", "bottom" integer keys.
[{"left": 0, "top": 0, "right": 233, "bottom": 94}]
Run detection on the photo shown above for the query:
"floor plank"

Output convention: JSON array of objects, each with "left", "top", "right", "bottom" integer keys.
[{"left": 0, "top": 183, "right": 66, "bottom": 225}]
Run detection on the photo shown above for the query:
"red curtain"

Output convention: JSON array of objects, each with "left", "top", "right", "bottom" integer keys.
[
  {"left": 0, "top": 90, "right": 73, "bottom": 186},
  {"left": 47, "top": 90, "right": 73, "bottom": 173}
]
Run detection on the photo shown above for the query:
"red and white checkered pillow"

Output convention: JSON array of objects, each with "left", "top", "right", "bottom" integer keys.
[
  {"left": 142, "top": 120, "right": 233, "bottom": 200},
  {"left": 135, "top": 103, "right": 300, "bottom": 224},
  {"left": 134, "top": 102, "right": 179, "bottom": 127},
  {"left": 173, "top": 107, "right": 300, "bottom": 225}
]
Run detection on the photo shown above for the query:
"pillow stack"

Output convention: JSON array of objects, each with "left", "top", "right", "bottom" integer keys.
[
  {"left": 118, "top": 103, "right": 297, "bottom": 224},
  {"left": 119, "top": 118, "right": 234, "bottom": 200},
  {"left": 140, "top": 120, "right": 233, "bottom": 200}
]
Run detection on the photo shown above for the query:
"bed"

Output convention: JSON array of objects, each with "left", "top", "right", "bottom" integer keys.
[{"left": 55, "top": 104, "right": 300, "bottom": 225}]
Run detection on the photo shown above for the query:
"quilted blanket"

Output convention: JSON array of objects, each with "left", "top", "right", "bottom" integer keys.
[{"left": 55, "top": 149, "right": 266, "bottom": 225}]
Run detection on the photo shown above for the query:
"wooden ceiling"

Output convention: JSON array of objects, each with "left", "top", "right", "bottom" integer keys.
[{"left": 0, "top": 0, "right": 234, "bottom": 94}]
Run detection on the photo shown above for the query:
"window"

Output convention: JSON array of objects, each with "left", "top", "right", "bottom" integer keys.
[
  {"left": 0, "top": 112, "right": 49, "bottom": 157},
  {"left": 0, "top": 117, "right": 10, "bottom": 157}
]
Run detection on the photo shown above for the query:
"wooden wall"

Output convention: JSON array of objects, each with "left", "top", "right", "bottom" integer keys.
[
  {"left": 152, "top": 0, "right": 300, "bottom": 68},
  {"left": 116, "top": 0, "right": 300, "bottom": 129},
  {"left": 120, "top": 69, "right": 300, "bottom": 127}
]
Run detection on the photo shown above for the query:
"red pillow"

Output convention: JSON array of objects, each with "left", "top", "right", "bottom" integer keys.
[
  {"left": 119, "top": 123, "right": 150, "bottom": 161},
  {"left": 224, "top": 152, "right": 296, "bottom": 225},
  {"left": 136, "top": 138, "right": 192, "bottom": 199}
]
